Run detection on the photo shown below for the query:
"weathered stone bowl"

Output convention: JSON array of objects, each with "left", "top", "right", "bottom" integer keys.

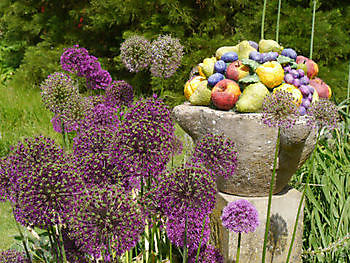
[{"left": 173, "top": 103, "right": 317, "bottom": 197}]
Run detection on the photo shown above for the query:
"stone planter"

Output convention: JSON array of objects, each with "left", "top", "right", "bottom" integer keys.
[{"left": 173, "top": 103, "right": 317, "bottom": 197}]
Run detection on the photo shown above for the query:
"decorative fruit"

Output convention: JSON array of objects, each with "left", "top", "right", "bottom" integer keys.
[
  {"left": 281, "top": 48, "right": 297, "bottom": 60},
  {"left": 184, "top": 76, "right": 206, "bottom": 100},
  {"left": 259, "top": 39, "right": 283, "bottom": 53},
  {"left": 211, "top": 79, "right": 241, "bottom": 110},
  {"left": 236, "top": 82, "right": 269, "bottom": 113},
  {"left": 226, "top": 60, "right": 250, "bottom": 81},
  {"left": 274, "top": 83, "right": 303, "bottom": 106},
  {"left": 216, "top": 46, "right": 239, "bottom": 60},
  {"left": 256, "top": 61, "right": 284, "bottom": 88},
  {"left": 208, "top": 72, "right": 225, "bottom": 87},
  {"left": 309, "top": 77, "right": 332, "bottom": 99},
  {"left": 189, "top": 80, "right": 212, "bottom": 106},
  {"left": 248, "top": 40, "right": 259, "bottom": 50},
  {"left": 221, "top": 52, "right": 239, "bottom": 63},
  {"left": 238, "top": 40, "right": 257, "bottom": 60},
  {"left": 249, "top": 51, "right": 261, "bottom": 62},
  {"left": 198, "top": 57, "right": 217, "bottom": 77},
  {"left": 214, "top": 60, "right": 227, "bottom": 74},
  {"left": 296, "top": 56, "right": 319, "bottom": 79}
]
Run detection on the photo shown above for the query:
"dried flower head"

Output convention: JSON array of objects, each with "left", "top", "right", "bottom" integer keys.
[
  {"left": 188, "top": 244, "right": 224, "bottom": 263},
  {"left": 261, "top": 90, "right": 299, "bottom": 129},
  {"left": 307, "top": 99, "right": 339, "bottom": 130},
  {"left": 150, "top": 35, "right": 184, "bottom": 78},
  {"left": 120, "top": 35, "right": 152, "bottom": 73},
  {"left": 68, "top": 184, "right": 145, "bottom": 259},
  {"left": 267, "top": 213, "right": 288, "bottom": 256},
  {"left": 105, "top": 80, "right": 134, "bottom": 108},
  {"left": 0, "top": 249, "right": 28, "bottom": 263},
  {"left": 191, "top": 133, "right": 238, "bottom": 179},
  {"left": 221, "top": 199, "right": 259, "bottom": 233}
]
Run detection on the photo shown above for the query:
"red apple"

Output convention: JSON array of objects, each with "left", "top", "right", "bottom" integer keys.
[
  {"left": 211, "top": 79, "right": 241, "bottom": 110},
  {"left": 225, "top": 60, "right": 250, "bottom": 81},
  {"left": 309, "top": 77, "right": 332, "bottom": 99},
  {"left": 296, "top": 56, "right": 319, "bottom": 79}
]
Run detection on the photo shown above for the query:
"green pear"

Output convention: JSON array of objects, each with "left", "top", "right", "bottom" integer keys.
[
  {"left": 189, "top": 80, "right": 211, "bottom": 106},
  {"left": 237, "top": 40, "right": 257, "bottom": 60},
  {"left": 236, "top": 82, "right": 270, "bottom": 112},
  {"left": 259, "top": 39, "right": 283, "bottom": 53},
  {"left": 215, "top": 46, "right": 239, "bottom": 60},
  {"left": 199, "top": 57, "right": 216, "bottom": 77}
]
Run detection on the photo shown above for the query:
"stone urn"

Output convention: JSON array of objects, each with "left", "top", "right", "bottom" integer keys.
[{"left": 173, "top": 103, "right": 317, "bottom": 197}]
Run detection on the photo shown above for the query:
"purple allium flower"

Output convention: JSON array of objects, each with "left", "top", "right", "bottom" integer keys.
[
  {"left": 87, "top": 69, "right": 112, "bottom": 90},
  {"left": 306, "top": 99, "right": 339, "bottom": 130},
  {"left": 7, "top": 136, "right": 83, "bottom": 228},
  {"left": 62, "top": 229, "right": 90, "bottom": 263},
  {"left": 261, "top": 90, "right": 299, "bottom": 129},
  {"left": 221, "top": 199, "right": 259, "bottom": 234},
  {"left": 188, "top": 244, "right": 224, "bottom": 263},
  {"left": 191, "top": 133, "right": 238, "bottom": 179},
  {"left": 79, "top": 103, "right": 120, "bottom": 130},
  {"left": 120, "top": 35, "right": 152, "bottom": 73},
  {"left": 68, "top": 184, "right": 145, "bottom": 259},
  {"left": 51, "top": 114, "right": 79, "bottom": 133},
  {"left": 0, "top": 249, "right": 28, "bottom": 263},
  {"left": 105, "top": 80, "right": 134, "bottom": 108},
  {"left": 170, "top": 134, "right": 184, "bottom": 156},
  {"left": 166, "top": 213, "right": 210, "bottom": 252},
  {"left": 150, "top": 35, "right": 184, "bottom": 78},
  {"left": 60, "top": 45, "right": 90, "bottom": 76}
]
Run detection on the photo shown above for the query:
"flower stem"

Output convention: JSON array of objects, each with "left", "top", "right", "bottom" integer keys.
[
  {"left": 57, "top": 223, "right": 67, "bottom": 263},
  {"left": 310, "top": 0, "right": 317, "bottom": 60},
  {"left": 169, "top": 240, "right": 173, "bottom": 263},
  {"left": 183, "top": 216, "right": 188, "bottom": 263},
  {"left": 347, "top": 60, "right": 350, "bottom": 115},
  {"left": 236, "top": 232, "right": 242, "bottom": 263},
  {"left": 195, "top": 216, "right": 207, "bottom": 263},
  {"left": 261, "top": 128, "right": 281, "bottom": 263},
  {"left": 275, "top": 0, "right": 282, "bottom": 42},
  {"left": 261, "top": 0, "right": 268, "bottom": 40}
]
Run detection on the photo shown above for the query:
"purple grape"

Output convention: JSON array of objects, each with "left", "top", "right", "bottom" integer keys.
[
  {"left": 290, "top": 69, "right": 299, "bottom": 79},
  {"left": 249, "top": 51, "right": 261, "bottom": 62},
  {"left": 259, "top": 53, "right": 267, "bottom": 64},
  {"left": 293, "top": 78, "right": 301, "bottom": 87},
  {"left": 284, "top": 65, "right": 292, "bottom": 73},
  {"left": 284, "top": 73, "right": 294, "bottom": 84},
  {"left": 302, "top": 99, "right": 311, "bottom": 108},
  {"left": 299, "top": 76, "right": 309, "bottom": 85},
  {"left": 297, "top": 69, "right": 305, "bottom": 78},
  {"left": 299, "top": 85, "right": 310, "bottom": 97},
  {"left": 249, "top": 40, "right": 259, "bottom": 50},
  {"left": 307, "top": 93, "right": 313, "bottom": 101},
  {"left": 299, "top": 106, "right": 307, "bottom": 116},
  {"left": 307, "top": 85, "right": 314, "bottom": 94},
  {"left": 281, "top": 48, "right": 297, "bottom": 60}
]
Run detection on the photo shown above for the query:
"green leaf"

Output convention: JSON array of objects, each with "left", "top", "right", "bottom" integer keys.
[
  {"left": 241, "top": 58, "right": 261, "bottom": 71},
  {"left": 277, "top": 55, "right": 293, "bottom": 64},
  {"left": 290, "top": 62, "right": 298, "bottom": 69},
  {"left": 238, "top": 73, "right": 259, "bottom": 84}
]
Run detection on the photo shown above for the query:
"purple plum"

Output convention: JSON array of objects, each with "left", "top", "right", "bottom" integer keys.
[
  {"left": 249, "top": 41, "right": 259, "bottom": 50},
  {"left": 281, "top": 48, "right": 297, "bottom": 60},
  {"left": 214, "top": 60, "right": 227, "bottom": 74},
  {"left": 221, "top": 52, "right": 238, "bottom": 63},
  {"left": 284, "top": 73, "right": 294, "bottom": 84}
]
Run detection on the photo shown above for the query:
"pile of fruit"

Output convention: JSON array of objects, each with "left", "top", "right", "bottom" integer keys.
[{"left": 184, "top": 40, "right": 332, "bottom": 114}]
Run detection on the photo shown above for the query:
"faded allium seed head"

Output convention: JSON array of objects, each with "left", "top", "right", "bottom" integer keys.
[
  {"left": 221, "top": 199, "right": 259, "bottom": 234},
  {"left": 120, "top": 35, "right": 152, "bottom": 73},
  {"left": 68, "top": 184, "right": 145, "bottom": 259},
  {"left": 166, "top": 213, "right": 210, "bottom": 252},
  {"left": 0, "top": 249, "right": 28, "bottom": 263},
  {"left": 105, "top": 80, "right": 134, "bottom": 108},
  {"left": 261, "top": 90, "right": 299, "bottom": 129},
  {"left": 306, "top": 99, "right": 339, "bottom": 130},
  {"left": 7, "top": 136, "right": 83, "bottom": 228},
  {"left": 188, "top": 244, "right": 224, "bottom": 263},
  {"left": 150, "top": 35, "right": 184, "bottom": 78},
  {"left": 191, "top": 133, "right": 238, "bottom": 179}
]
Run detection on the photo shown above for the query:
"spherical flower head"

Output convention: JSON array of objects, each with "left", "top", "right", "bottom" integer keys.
[
  {"left": 60, "top": 45, "right": 90, "bottom": 76},
  {"left": 188, "top": 244, "right": 224, "bottom": 263},
  {"left": 105, "top": 80, "right": 134, "bottom": 108},
  {"left": 40, "top": 72, "right": 79, "bottom": 114},
  {"left": 68, "top": 184, "right": 145, "bottom": 258},
  {"left": 221, "top": 199, "right": 259, "bottom": 233},
  {"left": 120, "top": 35, "right": 152, "bottom": 72},
  {"left": 0, "top": 249, "right": 28, "bottom": 263},
  {"left": 191, "top": 133, "right": 238, "bottom": 179},
  {"left": 306, "top": 98, "right": 339, "bottom": 130},
  {"left": 150, "top": 35, "right": 184, "bottom": 78},
  {"left": 261, "top": 90, "right": 299, "bottom": 129},
  {"left": 87, "top": 69, "right": 112, "bottom": 90},
  {"left": 166, "top": 213, "right": 210, "bottom": 252}
]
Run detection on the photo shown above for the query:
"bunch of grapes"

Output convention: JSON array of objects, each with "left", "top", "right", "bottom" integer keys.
[
  {"left": 249, "top": 51, "right": 279, "bottom": 64},
  {"left": 283, "top": 66, "right": 315, "bottom": 115}
]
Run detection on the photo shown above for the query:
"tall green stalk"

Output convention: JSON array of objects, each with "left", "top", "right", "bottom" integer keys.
[
  {"left": 310, "top": 0, "right": 317, "bottom": 59},
  {"left": 261, "top": 128, "right": 281, "bottom": 263},
  {"left": 236, "top": 233, "right": 242, "bottom": 263},
  {"left": 183, "top": 216, "right": 188, "bottom": 263},
  {"left": 275, "top": 0, "right": 282, "bottom": 42},
  {"left": 347, "top": 60, "right": 350, "bottom": 115},
  {"left": 57, "top": 223, "right": 68, "bottom": 263},
  {"left": 195, "top": 216, "right": 207, "bottom": 263},
  {"left": 261, "top": 0, "right": 268, "bottom": 40}
]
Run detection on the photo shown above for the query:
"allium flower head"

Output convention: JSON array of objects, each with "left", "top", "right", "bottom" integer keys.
[
  {"left": 170, "top": 134, "right": 184, "bottom": 156},
  {"left": 221, "top": 199, "right": 259, "bottom": 233},
  {"left": 87, "top": 69, "right": 112, "bottom": 90},
  {"left": 7, "top": 136, "right": 83, "bottom": 228},
  {"left": 60, "top": 45, "right": 90, "bottom": 76},
  {"left": 307, "top": 99, "right": 339, "bottom": 130},
  {"left": 120, "top": 35, "right": 152, "bottom": 72},
  {"left": 191, "top": 133, "right": 238, "bottom": 179},
  {"left": 188, "top": 244, "right": 224, "bottom": 263},
  {"left": 80, "top": 103, "right": 120, "bottom": 130},
  {"left": 68, "top": 184, "right": 145, "bottom": 258},
  {"left": 105, "top": 80, "right": 134, "bottom": 108},
  {"left": 166, "top": 213, "right": 210, "bottom": 252},
  {"left": 150, "top": 35, "right": 184, "bottom": 78},
  {"left": 0, "top": 249, "right": 28, "bottom": 263},
  {"left": 261, "top": 90, "right": 299, "bottom": 129}
]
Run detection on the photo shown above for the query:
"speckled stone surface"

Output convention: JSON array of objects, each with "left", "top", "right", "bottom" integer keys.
[{"left": 173, "top": 103, "right": 316, "bottom": 196}]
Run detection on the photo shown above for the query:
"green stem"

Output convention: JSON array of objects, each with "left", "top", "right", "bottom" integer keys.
[
  {"left": 195, "top": 216, "right": 207, "bottom": 263},
  {"left": 169, "top": 240, "right": 173, "bottom": 263},
  {"left": 50, "top": 226, "right": 62, "bottom": 262},
  {"left": 276, "top": 0, "right": 282, "bottom": 42},
  {"left": 310, "top": 0, "right": 317, "bottom": 59},
  {"left": 61, "top": 122, "right": 66, "bottom": 150},
  {"left": 47, "top": 228, "right": 58, "bottom": 263},
  {"left": 183, "top": 216, "right": 188, "bottom": 263},
  {"left": 347, "top": 60, "right": 350, "bottom": 115},
  {"left": 261, "top": 128, "right": 281, "bottom": 263},
  {"left": 236, "top": 233, "right": 242, "bottom": 263},
  {"left": 285, "top": 131, "right": 320, "bottom": 263},
  {"left": 57, "top": 223, "right": 68, "bottom": 263},
  {"left": 261, "top": 0, "right": 268, "bottom": 40}
]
